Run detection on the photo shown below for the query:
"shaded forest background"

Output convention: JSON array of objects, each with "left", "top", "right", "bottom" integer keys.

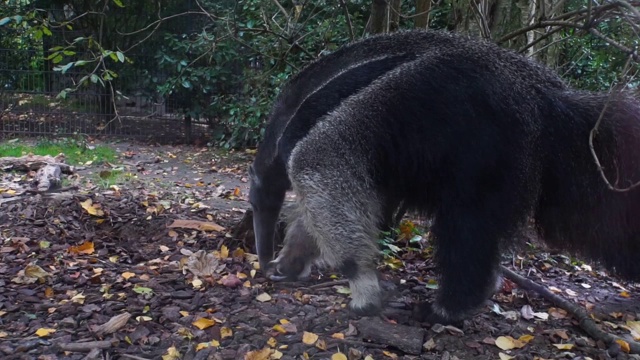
[{"left": 0, "top": 0, "right": 639, "bottom": 147}]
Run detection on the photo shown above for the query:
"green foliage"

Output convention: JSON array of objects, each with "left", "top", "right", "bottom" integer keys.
[
  {"left": 560, "top": 1, "right": 639, "bottom": 91},
  {"left": 378, "top": 221, "right": 424, "bottom": 258},
  {"left": 0, "top": 138, "right": 117, "bottom": 165},
  {"left": 150, "top": 0, "right": 370, "bottom": 148},
  {"left": 2, "top": 0, "right": 638, "bottom": 147}
]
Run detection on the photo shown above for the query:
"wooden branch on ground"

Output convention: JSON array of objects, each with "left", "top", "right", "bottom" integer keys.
[
  {"left": 0, "top": 154, "right": 74, "bottom": 174},
  {"left": 501, "top": 265, "right": 640, "bottom": 354}
]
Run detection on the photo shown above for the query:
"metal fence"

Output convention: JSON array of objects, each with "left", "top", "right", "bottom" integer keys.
[
  {"left": 0, "top": 52, "right": 210, "bottom": 143},
  {"left": 0, "top": 12, "right": 209, "bottom": 144}
]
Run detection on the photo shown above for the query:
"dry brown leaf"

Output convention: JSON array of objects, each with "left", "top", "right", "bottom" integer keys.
[
  {"left": 68, "top": 242, "right": 95, "bottom": 255},
  {"left": 244, "top": 347, "right": 271, "bottom": 360},
  {"left": 192, "top": 317, "right": 216, "bottom": 330},
  {"left": 92, "top": 312, "right": 131, "bottom": 336},
  {"left": 168, "top": 219, "right": 225, "bottom": 232}
]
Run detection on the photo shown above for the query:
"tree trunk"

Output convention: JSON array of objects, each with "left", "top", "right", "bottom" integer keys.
[
  {"left": 414, "top": 0, "right": 431, "bottom": 29},
  {"left": 367, "top": 0, "right": 388, "bottom": 34},
  {"left": 390, "top": 0, "right": 402, "bottom": 32}
]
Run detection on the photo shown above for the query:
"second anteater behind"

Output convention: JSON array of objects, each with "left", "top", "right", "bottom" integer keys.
[{"left": 249, "top": 30, "right": 640, "bottom": 324}]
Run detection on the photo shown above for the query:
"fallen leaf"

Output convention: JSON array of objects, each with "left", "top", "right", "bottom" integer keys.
[
  {"left": 192, "top": 318, "right": 216, "bottom": 330},
  {"left": 162, "top": 346, "right": 181, "bottom": 360},
  {"left": 331, "top": 353, "right": 348, "bottom": 360},
  {"left": 499, "top": 353, "right": 515, "bottom": 360},
  {"left": 68, "top": 242, "right": 95, "bottom": 255},
  {"left": 552, "top": 343, "right": 574, "bottom": 350},
  {"left": 616, "top": 339, "right": 631, "bottom": 353},
  {"left": 168, "top": 219, "right": 224, "bottom": 232},
  {"left": 121, "top": 272, "right": 135, "bottom": 280},
  {"left": 35, "top": 328, "right": 56, "bottom": 337},
  {"left": 625, "top": 321, "right": 640, "bottom": 340},
  {"left": 256, "top": 293, "right": 272, "bottom": 302},
  {"left": 244, "top": 347, "right": 271, "bottom": 360},
  {"left": 221, "top": 327, "right": 233, "bottom": 338},
  {"left": 80, "top": 199, "right": 104, "bottom": 216},
  {"left": 495, "top": 336, "right": 527, "bottom": 350},
  {"left": 302, "top": 331, "right": 319, "bottom": 345}
]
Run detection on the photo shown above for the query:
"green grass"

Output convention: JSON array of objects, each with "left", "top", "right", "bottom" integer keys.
[{"left": 0, "top": 138, "right": 118, "bottom": 165}]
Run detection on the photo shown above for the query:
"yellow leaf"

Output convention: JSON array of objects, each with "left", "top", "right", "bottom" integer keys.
[
  {"left": 192, "top": 317, "right": 216, "bottom": 330},
  {"left": 273, "top": 324, "right": 287, "bottom": 334},
  {"left": 44, "top": 287, "right": 54, "bottom": 298},
  {"left": 221, "top": 327, "right": 233, "bottom": 338},
  {"left": 177, "top": 328, "right": 194, "bottom": 339},
  {"left": 616, "top": 339, "right": 631, "bottom": 353},
  {"left": 382, "top": 350, "right": 398, "bottom": 358},
  {"left": 162, "top": 346, "right": 181, "bottom": 360},
  {"left": 244, "top": 347, "right": 272, "bottom": 360},
  {"left": 122, "top": 272, "right": 135, "bottom": 280},
  {"left": 179, "top": 311, "right": 190, "bottom": 317},
  {"left": 196, "top": 340, "right": 220, "bottom": 351},
  {"left": 620, "top": 291, "right": 631, "bottom": 298},
  {"left": 233, "top": 248, "right": 245, "bottom": 258},
  {"left": 331, "top": 353, "right": 348, "bottom": 360},
  {"left": 279, "top": 319, "right": 290, "bottom": 324},
  {"left": 302, "top": 331, "right": 319, "bottom": 345},
  {"left": 499, "top": 353, "right": 515, "bottom": 360},
  {"left": 398, "top": 220, "right": 416, "bottom": 239},
  {"left": 552, "top": 343, "right": 574, "bottom": 350},
  {"left": 80, "top": 199, "right": 104, "bottom": 216},
  {"left": 272, "top": 350, "right": 283, "bottom": 359},
  {"left": 267, "top": 337, "right": 278, "bottom": 347},
  {"left": 25, "top": 265, "right": 49, "bottom": 280},
  {"left": 71, "top": 293, "right": 86, "bottom": 304},
  {"left": 518, "top": 334, "right": 535, "bottom": 343},
  {"left": 220, "top": 245, "right": 229, "bottom": 259},
  {"left": 35, "top": 328, "right": 56, "bottom": 337},
  {"left": 495, "top": 336, "right": 526, "bottom": 350},
  {"left": 331, "top": 332, "right": 345, "bottom": 339}
]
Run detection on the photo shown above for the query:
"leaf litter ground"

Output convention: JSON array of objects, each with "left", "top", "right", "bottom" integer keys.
[{"left": 1, "top": 140, "right": 639, "bottom": 360}]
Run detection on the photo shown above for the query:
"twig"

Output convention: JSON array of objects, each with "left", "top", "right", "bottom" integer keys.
[
  {"left": 120, "top": 355, "right": 151, "bottom": 360},
  {"left": 307, "top": 279, "right": 349, "bottom": 290},
  {"left": 229, "top": 305, "right": 249, "bottom": 315},
  {"left": 56, "top": 340, "right": 116, "bottom": 352},
  {"left": 328, "top": 338, "right": 388, "bottom": 349},
  {"left": 338, "top": 0, "right": 355, "bottom": 41},
  {"left": 588, "top": 55, "right": 640, "bottom": 192},
  {"left": 501, "top": 266, "right": 640, "bottom": 354}
]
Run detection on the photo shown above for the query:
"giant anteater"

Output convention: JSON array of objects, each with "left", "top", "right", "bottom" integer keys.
[{"left": 248, "top": 29, "right": 640, "bottom": 324}]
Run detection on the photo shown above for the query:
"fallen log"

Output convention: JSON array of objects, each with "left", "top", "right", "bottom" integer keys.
[{"left": 0, "top": 153, "right": 74, "bottom": 174}]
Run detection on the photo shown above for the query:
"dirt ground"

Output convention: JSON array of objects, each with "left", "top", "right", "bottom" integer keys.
[{"left": 1, "top": 140, "right": 640, "bottom": 360}]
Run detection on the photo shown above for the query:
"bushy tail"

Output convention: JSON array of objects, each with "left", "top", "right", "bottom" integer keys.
[{"left": 535, "top": 90, "right": 640, "bottom": 280}]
